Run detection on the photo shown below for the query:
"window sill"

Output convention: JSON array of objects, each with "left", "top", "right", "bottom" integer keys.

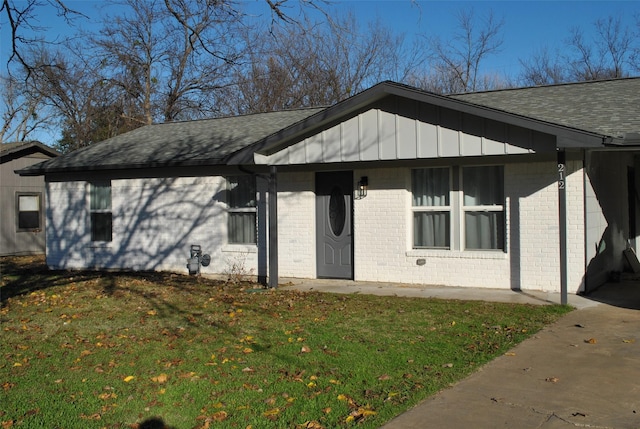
[
  {"left": 87, "top": 242, "right": 112, "bottom": 249},
  {"left": 406, "top": 249, "right": 507, "bottom": 260}
]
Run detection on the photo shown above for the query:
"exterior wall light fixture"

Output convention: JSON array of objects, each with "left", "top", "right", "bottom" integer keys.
[{"left": 358, "top": 176, "right": 368, "bottom": 198}]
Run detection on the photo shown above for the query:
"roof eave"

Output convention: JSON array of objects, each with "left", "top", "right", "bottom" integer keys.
[
  {"left": 1, "top": 142, "right": 60, "bottom": 163},
  {"left": 17, "top": 157, "right": 230, "bottom": 176}
]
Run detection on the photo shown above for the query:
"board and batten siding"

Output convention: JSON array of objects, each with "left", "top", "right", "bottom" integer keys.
[
  {"left": 1, "top": 154, "right": 51, "bottom": 255},
  {"left": 258, "top": 100, "right": 556, "bottom": 166}
]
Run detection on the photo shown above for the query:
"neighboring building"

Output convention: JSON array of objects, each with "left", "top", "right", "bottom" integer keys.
[
  {"left": 1, "top": 141, "right": 59, "bottom": 256},
  {"left": 18, "top": 79, "right": 640, "bottom": 298}
]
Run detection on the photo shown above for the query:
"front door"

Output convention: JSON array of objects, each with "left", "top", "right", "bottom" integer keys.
[{"left": 316, "top": 171, "right": 353, "bottom": 279}]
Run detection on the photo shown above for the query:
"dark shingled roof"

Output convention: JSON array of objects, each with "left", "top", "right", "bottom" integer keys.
[
  {"left": 451, "top": 78, "right": 640, "bottom": 139},
  {"left": 20, "top": 108, "right": 324, "bottom": 175},
  {"left": 18, "top": 78, "right": 640, "bottom": 176},
  {"left": 1, "top": 141, "right": 60, "bottom": 161}
]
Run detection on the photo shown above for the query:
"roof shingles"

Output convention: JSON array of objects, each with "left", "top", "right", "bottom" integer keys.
[
  {"left": 18, "top": 78, "right": 640, "bottom": 175},
  {"left": 451, "top": 78, "right": 640, "bottom": 138},
  {"left": 21, "top": 108, "right": 324, "bottom": 174}
]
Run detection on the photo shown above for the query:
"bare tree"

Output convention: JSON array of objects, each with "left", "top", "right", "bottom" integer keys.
[
  {"left": 1, "top": 0, "right": 84, "bottom": 73},
  {"left": 594, "top": 16, "right": 633, "bottom": 77},
  {"left": 0, "top": 73, "right": 53, "bottom": 142},
  {"left": 519, "top": 47, "right": 568, "bottom": 86},
  {"left": 24, "top": 45, "right": 142, "bottom": 152},
  {"left": 566, "top": 17, "right": 632, "bottom": 81},
  {"left": 519, "top": 15, "right": 635, "bottom": 86},
  {"left": 414, "top": 8, "right": 505, "bottom": 94},
  {"left": 223, "top": 13, "right": 424, "bottom": 114}
]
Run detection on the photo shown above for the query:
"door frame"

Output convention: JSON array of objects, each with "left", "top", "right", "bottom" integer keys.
[{"left": 315, "top": 171, "right": 354, "bottom": 279}]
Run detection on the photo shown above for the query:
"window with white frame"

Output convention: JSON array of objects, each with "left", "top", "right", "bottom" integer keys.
[
  {"left": 462, "top": 166, "right": 504, "bottom": 250},
  {"left": 16, "top": 192, "right": 41, "bottom": 231},
  {"left": 227, "top": 176, "right": 257, "bottom": 244},
  {"left": 412, "top": 167, "right": 451, "bottom": 249},
  {"left": 411, "top": 165, "right": 505, "bottom": 251},
  {"left": 90, "top": 181, "right": 112, "bottom": 242}
]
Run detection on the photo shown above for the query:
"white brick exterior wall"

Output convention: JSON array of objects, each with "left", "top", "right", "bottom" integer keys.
[
  {"left": 46, "top": 159, "right": 587, "bottom": 293},
  {"left": 350, "top": 166, "right": 512, "bottom": 289},
  {"left": 46, "top": 176, "right": 259, "bottom": 276},
  {"left": 506, "top": 160, "right": 585, "bottom": 292},
  {"left": 277, "top": 160, "right": 586, "bottom": 293},
  {"left": 584, "top": 151, "right": 635, "bottom": 289},
  {"left": 276, "top": 172, "right": 316, "bottom": 278},
  {"left": 566, "top": 160, "right": 586, "bottom": 293}
]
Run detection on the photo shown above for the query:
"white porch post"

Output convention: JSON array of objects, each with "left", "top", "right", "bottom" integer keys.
[
  {"left": 558, "top": 150, "right": 568, "bottom": 305},
  {"left": 268, "top": 166, "right": 279, "bottom": 288}
]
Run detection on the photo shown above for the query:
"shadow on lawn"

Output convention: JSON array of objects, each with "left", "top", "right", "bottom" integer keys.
[
  {"left": 137, "top": 417, "right": 176, "bottom": 429},
  {"left": 0, "top": 255, "right": 225, "bottom": 305},
  {"left": 0, "top": 255, "right": 102, "bottom": 303}
]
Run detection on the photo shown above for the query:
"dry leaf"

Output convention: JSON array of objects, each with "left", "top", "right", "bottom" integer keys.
[
  {"left": 623, "top": 339, "right": 636, "bottom": 343},
  {"left": 504, "top": 352, "right": 516, "bottom": 356},
  {"left": 297, "top": 421, "right": 324, "bottom": 429},
  {"left": 300, "top": 346, "right": 311, "bottom": 353},
  {"left": 151, "top": 373, "right": 168, "bottom": 383},
  {"left": 378, "top": 374, "right": 391, "bottom": 380},
  {"left": 545, "top": 377, "right": 559, "bottom": 383},
  {"left": 262, "top": 408, "right": 281, "bottom": 420},
  {"left": 585, "top": 338, "right": 597, "bottom": 344},
  {"left": 123, "top": 375, "right": 135, "bottom": 382},
  {"left": 211, "top": 411, "right": 228, "bottom": 421}
]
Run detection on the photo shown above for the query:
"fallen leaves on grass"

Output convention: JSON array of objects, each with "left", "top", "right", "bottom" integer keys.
[
  {"left": 151, "top": 373, "right": 168, "bottom": 383},
  {"left": 1, "top": 255, "right": 573, "bottom": 429},
  {"left": 297, "top": 421, "right": 325, "bottom": 429},
  {"left": 262, "top": 407, "right": 281, "bottom": 420}
]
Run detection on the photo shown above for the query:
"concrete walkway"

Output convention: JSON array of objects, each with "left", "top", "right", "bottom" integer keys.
[{"left": 279, "top": 278, "right": 640, "bottom": 428}]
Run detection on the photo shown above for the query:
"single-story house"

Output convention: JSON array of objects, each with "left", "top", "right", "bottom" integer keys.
[
  {"left": 19, "top": 78, "right": 640, "bottom": 300},
  {"left": 1, "top": 141, "right": 59, "bottom": 255}
]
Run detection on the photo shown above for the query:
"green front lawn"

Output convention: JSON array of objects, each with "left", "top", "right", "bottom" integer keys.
[{"left": 1, "top": 256, "right": 571, "bottom": 428}]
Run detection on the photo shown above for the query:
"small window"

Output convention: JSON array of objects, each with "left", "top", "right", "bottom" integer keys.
[
  {"left": 16, "top": 193, "right": 41, "bottom": 231},
  {"left": 463, "top": 166, "right": 504, "bottom": 250},
  {"left": 412, "top": 168, "right": 451, "bottom": 249},
  {"left": 90, "top": 181, "right": 112, "bottom": 242},
  {"left": 227, "top": 176, "right": 256, "bottom": 244}
]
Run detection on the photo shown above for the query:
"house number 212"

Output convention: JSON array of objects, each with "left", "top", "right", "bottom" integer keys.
[{"left": 558, "top": 163, "right": 566, "bottom": 190}]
